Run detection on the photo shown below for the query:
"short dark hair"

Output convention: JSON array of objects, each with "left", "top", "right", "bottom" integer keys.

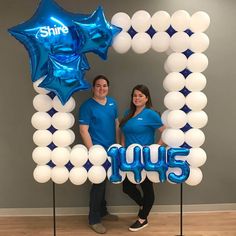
[{"left": 92, "top": 75, "right": 110, "bottom": 87}]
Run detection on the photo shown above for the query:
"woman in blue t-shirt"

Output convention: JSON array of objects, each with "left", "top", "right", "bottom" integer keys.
[{"left": 120, "top": 84, "right": 165, "bottom": 232}]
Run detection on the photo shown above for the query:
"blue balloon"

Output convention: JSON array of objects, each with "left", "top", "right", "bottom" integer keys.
[
  {"left": 143, "top": 146, "right": 168, "bottom": 183},
  {"left": 127, "top": 26, "right": 137, "bottom": 38},
  {"left": 8, "top": 0, "right": 88, "bottom": 82},
  {"left": 107, "top": 147, "right": 122, "bottom": 183},
  {"left": 8, "top": 1, "right": 121, "bottom": 104},
  {"left": 119, "top": 146, "right": 144, "bottom": 183},
  {"left": 74, "top": 6, "right": 122, "bottom": 60},
  {"left": 146, "top": 26, "right": 156, "bottom": 38},
  {"left": 39, "top": 53, "right": 90, "bottom": 104},
  {"left": 167, "top": 148, "right": 190, "bottom": 183}
]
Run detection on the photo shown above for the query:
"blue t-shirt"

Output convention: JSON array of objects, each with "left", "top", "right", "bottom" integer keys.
[
  {"left": 121, "top": 108, "right": 163, "bottom": 147},
  {"left": 79, "top": 96, "right": 118, "bottom": 149}
]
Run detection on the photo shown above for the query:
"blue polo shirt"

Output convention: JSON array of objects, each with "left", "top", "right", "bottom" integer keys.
[
  {"left": 121, "top": 108, "right": 163, "bottom": 147},
  {"left": 79, "top": 96, "right": 118, "bottom": 149}
]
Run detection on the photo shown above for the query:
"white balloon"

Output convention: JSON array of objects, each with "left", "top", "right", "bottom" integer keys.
[
  {"left": 111, "top": 12, "right": 131, "bottom": 31},
  {"left": 166, "top": 53, "right": 187, "bottom": 72},
  {"left": 162, "top": 128, "right": 185, "bottom": 147},
  {"left": 53, "top": 96, "right": 75, "bottom": 112},
  {"left": 167, "top": 110, "right": 187, "bottom": 129},
  {"left": 126, "top": 144, "right": 143, "bottom": 163},
  {"left": 161, "top": 110, "right": 170, "bottom": 126},
  {"left": 171, "top": 10, "right": 190, "bottom": 31},
  {"left": 185, "top": 128, "right": 205, "bottom": 147},
  {"left": 187, "top": 53, "right": 208, "bottom": 72},
  {"left": 186, "top": 92, "right": 207, "bottom": 111},
  {"left": 52, "top": 112, "right": 75, "bottom": 130},
  {"left": 107, "top": 167, "right": 126, "bottom": 184},
  {"left": 69, "top": 167, "right": 87, "bottom": 185},
  {"left": 164, "top": 60, "right": 172, "bottom": 74},
  {"left": 185, "top": 73, "right": 207, "bottom": 91},
  {"left": 89, "top": 145, "right": 107, "bottom": 165},
  {"left": 127, "top": 170, "right": 146, "bottom": 184},
  {"left": 152, "top": 32, "right": 170, "bottom": 52},
  {"left": 187, "top": 111, "right": 208, "bottom": 128},
  {"left": 190, "top": 33, "right": 209, "bottom": 53},
  {"left": 88, "top": 166, "right": 106, "bottom": 184},
  {"left": 33, "top": 130, "right": 53, "bottom": 147},
  {"left": 170, "top": 32, "right": 190, "bottom": 52},
  {"left": 131, "top": 10, "right": 151, "bottom": 32},
  {"left": 147, "top": 172, "right": 160, "bottom": 183},
  {"left": 33, "top": 77, "right": 49, "bottom": 94},
  {"left": 163, "top": 72, "right": 185, "bottom": 92},
  {"left": 151, "top": 11, "right": 170, "bottom": 31},
  {"left": 53, "top": 129, "right": 75, "bottom": 147},
  {"left": 32, "top": 147, "right": 51, "bottom": 165},
  {"left": 31, "top": 112, "right": 52, "bottom": 130},
  {"left": 164, "top": 91, "right": 186, "bottom": 110},
  {"left": 51, "top": 147, "right": 70, "bottom": 167},
  {"left": 131, "top": 33, "right": 152, "bottom": 54},
  {"left": 33, "top": 165, "right": 51, "bottom": 183},
  {"left": 112, "top": 32, "right": 132, "bottom": 53},
  {"left": 190, "top": 11, "right": 210, "bottom": 33},
  {"left": 187, "top": 148, "right": 207, "bottom": 167},
  {"left": 72, "top": 144, "right": 87, "bottom": 151},
  {"left": 51, "top": 166, "right": 69, "bottom": 184},
  {"left": 185, "top": 167, "right": 203, "bottom": 186},
  {"left": 33, "top": 94, "right": 52, "bottom": 112},
  {"left": 149, "top": 144, "right": 161, "bottom": 162},
  {"left": 70, "top": 146, "right": 88, "bottom": 167}
]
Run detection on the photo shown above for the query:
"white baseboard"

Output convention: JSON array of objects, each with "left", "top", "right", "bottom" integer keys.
[{"left": 1, "top": 204, "right": 236, "bottom": 217}]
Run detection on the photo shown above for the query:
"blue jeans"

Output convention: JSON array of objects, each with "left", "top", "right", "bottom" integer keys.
[{"left": 89, "top": 180, "right": 108, "bottom": 225}]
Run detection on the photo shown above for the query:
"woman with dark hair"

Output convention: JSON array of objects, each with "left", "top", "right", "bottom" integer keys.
[{"left": 120, "top": 84, "right": 165, "bottom": 232}]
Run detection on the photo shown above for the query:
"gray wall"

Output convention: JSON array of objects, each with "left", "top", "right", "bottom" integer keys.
[{"left": 1, "top": 0, "right": 236, "bottom": 208}]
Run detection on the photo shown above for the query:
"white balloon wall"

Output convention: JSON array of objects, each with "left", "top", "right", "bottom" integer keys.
[{"left": 32, "top": 10, "right": 209, "bottom": 187}]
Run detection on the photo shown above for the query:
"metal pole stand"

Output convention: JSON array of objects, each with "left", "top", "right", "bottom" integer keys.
[
  {"left": 176, "top": 183, "right": 184, "bottom": 236},
  {"left": 53, "top": 182, "right": 56, "bottom": 236}
]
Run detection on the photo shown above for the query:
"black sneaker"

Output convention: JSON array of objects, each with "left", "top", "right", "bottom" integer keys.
[{"left": 129, "top": 219, "right": 148, "bottom": 232}]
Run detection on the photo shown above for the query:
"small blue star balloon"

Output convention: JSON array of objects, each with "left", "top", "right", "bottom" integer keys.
[
  {"left": 39, "top": 53, "right": 90, "bottom": 104},
  {"left": 8, "top": 0, "right": 90, "bottom": 82},
  {"left": 74, "top": 6, "right": 122, "bottom": 60}
]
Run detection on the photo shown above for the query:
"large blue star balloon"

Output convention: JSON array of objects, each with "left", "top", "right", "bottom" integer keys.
[
  {"left": 74, "top": 6, "right": 122, "bottom": 60},
  {"left": 8, "top": 0, "right": 89, "bottom": 82},
  {"left": 8, "top": 0, "right": 121, "bottom": 104}
]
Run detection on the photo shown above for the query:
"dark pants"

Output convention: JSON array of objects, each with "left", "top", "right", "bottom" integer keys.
[
  {"left": 89, "top": 180, "right": 108, "bottom": 225},
  {"left": 123, "top": 178, "right": 155, "bottom": 219}
]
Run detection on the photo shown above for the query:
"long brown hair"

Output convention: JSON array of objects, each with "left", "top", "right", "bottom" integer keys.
[{"left": 120, "top": 84, "right": 153, "bottom": 127}]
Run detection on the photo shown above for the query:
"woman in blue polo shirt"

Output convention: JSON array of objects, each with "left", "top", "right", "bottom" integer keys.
[{"left": 120, "top": 84, "right": 165, "bottom": 232}]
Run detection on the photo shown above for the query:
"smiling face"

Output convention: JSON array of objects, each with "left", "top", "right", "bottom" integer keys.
[
  {"left": 92, "top": 78, "right": 109, "bottom": 100},
  {"left": 132, "top": 89, "right": 149, "bottom": 108}
]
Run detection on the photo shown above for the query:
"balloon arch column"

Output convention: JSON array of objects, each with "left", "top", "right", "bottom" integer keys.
[{"left": 9, "top": 2, "right": 209, "bottom": 235}]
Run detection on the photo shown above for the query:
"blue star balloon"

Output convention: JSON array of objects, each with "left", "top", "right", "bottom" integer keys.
[
  {"left": 39, "top": 53, "right": 90, "bottom": 104},
  {"left": 8, "top": 0, "right": 89, "bottom": 82},
  {"left": 8, "top": 0, "right": 122, "bottom": 104},
  {"left": 74, "top": 6, "right": 122, "bottom": 60}
]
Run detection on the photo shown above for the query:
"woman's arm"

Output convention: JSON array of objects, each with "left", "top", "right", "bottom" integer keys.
[{"left": 79, "top": 125, "right": 93, "bottom": 149}]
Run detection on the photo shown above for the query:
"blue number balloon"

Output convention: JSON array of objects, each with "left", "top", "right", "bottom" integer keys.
[
  {"left": 143, "top": 146, "right": 168, "bottom": 183},
  {"left": 107, "top": 147, "right": 122, "bottom": 183},
  {"left": 119, "top": 146, "right": 144, "bottom": 183},
  {"left": 167, "top": 148, "right": 190, "bottom": 183}
]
